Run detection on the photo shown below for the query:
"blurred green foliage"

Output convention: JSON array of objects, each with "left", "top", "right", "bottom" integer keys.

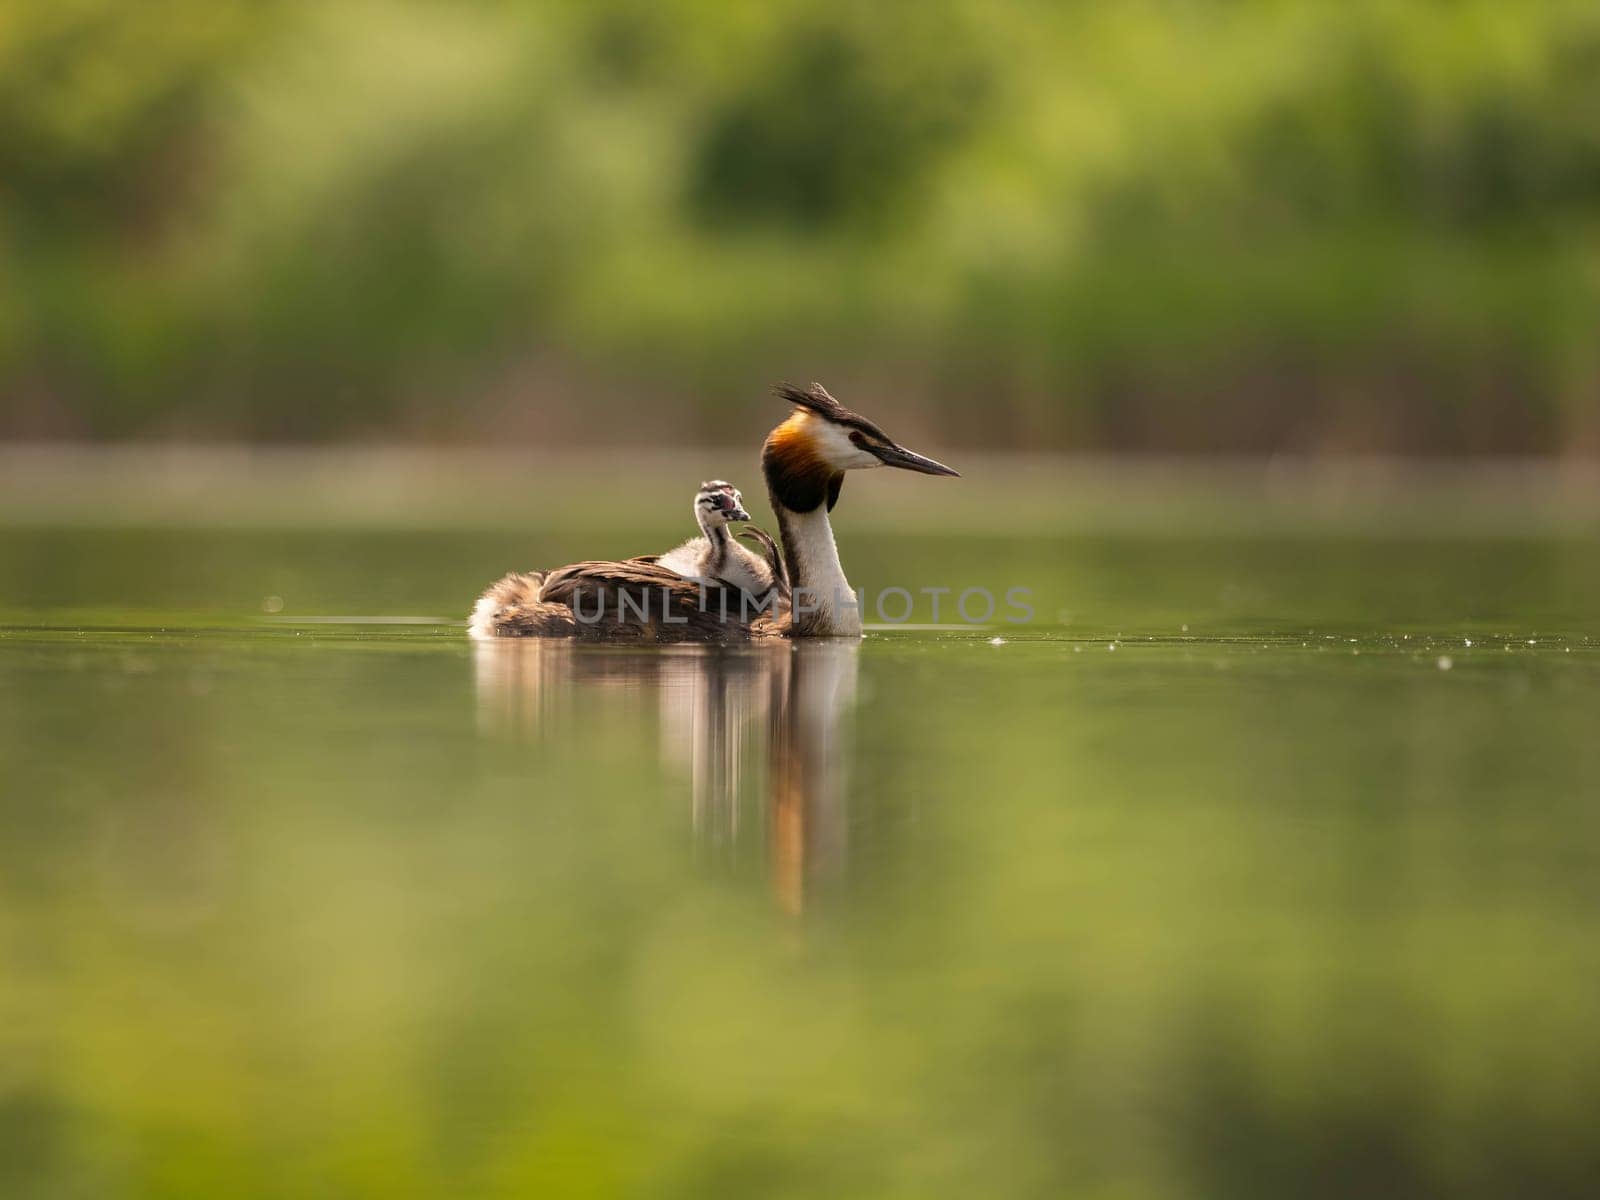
[{"left": 2, "top": 0, "right": 1599, "bottom": 450}]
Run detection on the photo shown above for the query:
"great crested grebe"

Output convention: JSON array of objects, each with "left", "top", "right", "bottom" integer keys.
[
  {"left": 760, "top": 381, "right": 957, "bottom": 635},
  {"left": 468, "top": 382, "right": 957, "bottom": 640},
  {"left": 657, "top": 480, "right": 782, "bottom": 607}
]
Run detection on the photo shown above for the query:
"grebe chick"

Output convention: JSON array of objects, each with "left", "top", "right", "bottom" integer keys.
[{"left": 657, "top": 481, "right": 780, "bottom": 603}]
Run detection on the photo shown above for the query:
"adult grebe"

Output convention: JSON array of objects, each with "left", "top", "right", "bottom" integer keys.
[
  {"left": 760, "top": 382, "right": 957, "bottom": 635},
  {"left": 468, "top": 382, "right": 957, "bottom": 640}
]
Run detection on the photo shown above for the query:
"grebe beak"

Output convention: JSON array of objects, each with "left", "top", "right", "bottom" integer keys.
[{"left": 871, "top": 441, "right": 960, "bottom": 477}]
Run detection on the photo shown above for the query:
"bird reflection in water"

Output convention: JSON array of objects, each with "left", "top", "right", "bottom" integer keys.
[{"left": 473, "top": 640, "right": 860, "bottom": 914}]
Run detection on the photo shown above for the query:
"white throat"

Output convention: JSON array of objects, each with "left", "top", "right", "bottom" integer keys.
[{"left": 776, "top": 503, "right": 861, "bottom": 637}]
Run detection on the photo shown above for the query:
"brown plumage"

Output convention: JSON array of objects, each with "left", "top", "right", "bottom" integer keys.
[
  {"left": 471, "top": 556, "right": 786, "bottom": 641},
  {"left": 735, "top": 526, "right": 790, "bottom": 602}
]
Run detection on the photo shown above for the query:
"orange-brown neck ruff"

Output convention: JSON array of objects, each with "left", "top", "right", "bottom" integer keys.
[{"left": 762, "top": 411, "right": 844, "bottom": 515}]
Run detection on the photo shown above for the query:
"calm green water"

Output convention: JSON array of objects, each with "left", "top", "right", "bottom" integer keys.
[{"left": 3, "top": 526, "right": 1599, "bottom": 1199}]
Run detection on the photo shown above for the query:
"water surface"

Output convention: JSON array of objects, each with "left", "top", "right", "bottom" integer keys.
[{"left": 2, "top": 526, "right": 1598, "bottom": 1198}]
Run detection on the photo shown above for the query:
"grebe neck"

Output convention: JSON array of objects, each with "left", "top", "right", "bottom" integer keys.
[
  {"left": 702, "top": 521, "right": 730, "bottom": 577},
  {"left": 773, "top": 502, "right": 860, "bottom": 637}
]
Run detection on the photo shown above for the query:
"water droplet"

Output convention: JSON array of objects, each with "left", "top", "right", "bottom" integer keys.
[
  {"left": 262, "top": 595, "right": 285, "bottom": 614},
  {"left": 989, "top": 636, "right": 1006, "bottom": 646},
  {"left": 1437, "top": 656, "right": 1453, "bottom": 671},
  {"left": 1464, "top": 638, "right": 1472, "bottom": 647}
]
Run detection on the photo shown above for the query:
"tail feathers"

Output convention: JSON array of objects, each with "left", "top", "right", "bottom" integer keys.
[{"left": 469, "top": 571, "right": 566, "bottom": 639}]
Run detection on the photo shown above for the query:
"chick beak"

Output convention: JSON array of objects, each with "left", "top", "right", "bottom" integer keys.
[
  {"left": 872, "top": 442, "right": 961, "bottom": 477},
  {"left": 728, "top": 504, "right": 752, "bottom": 522}
]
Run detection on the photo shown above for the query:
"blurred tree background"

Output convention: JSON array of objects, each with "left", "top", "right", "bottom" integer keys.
[{"left": 2, "top": 0, "right": 1598, "bottom": 453}]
